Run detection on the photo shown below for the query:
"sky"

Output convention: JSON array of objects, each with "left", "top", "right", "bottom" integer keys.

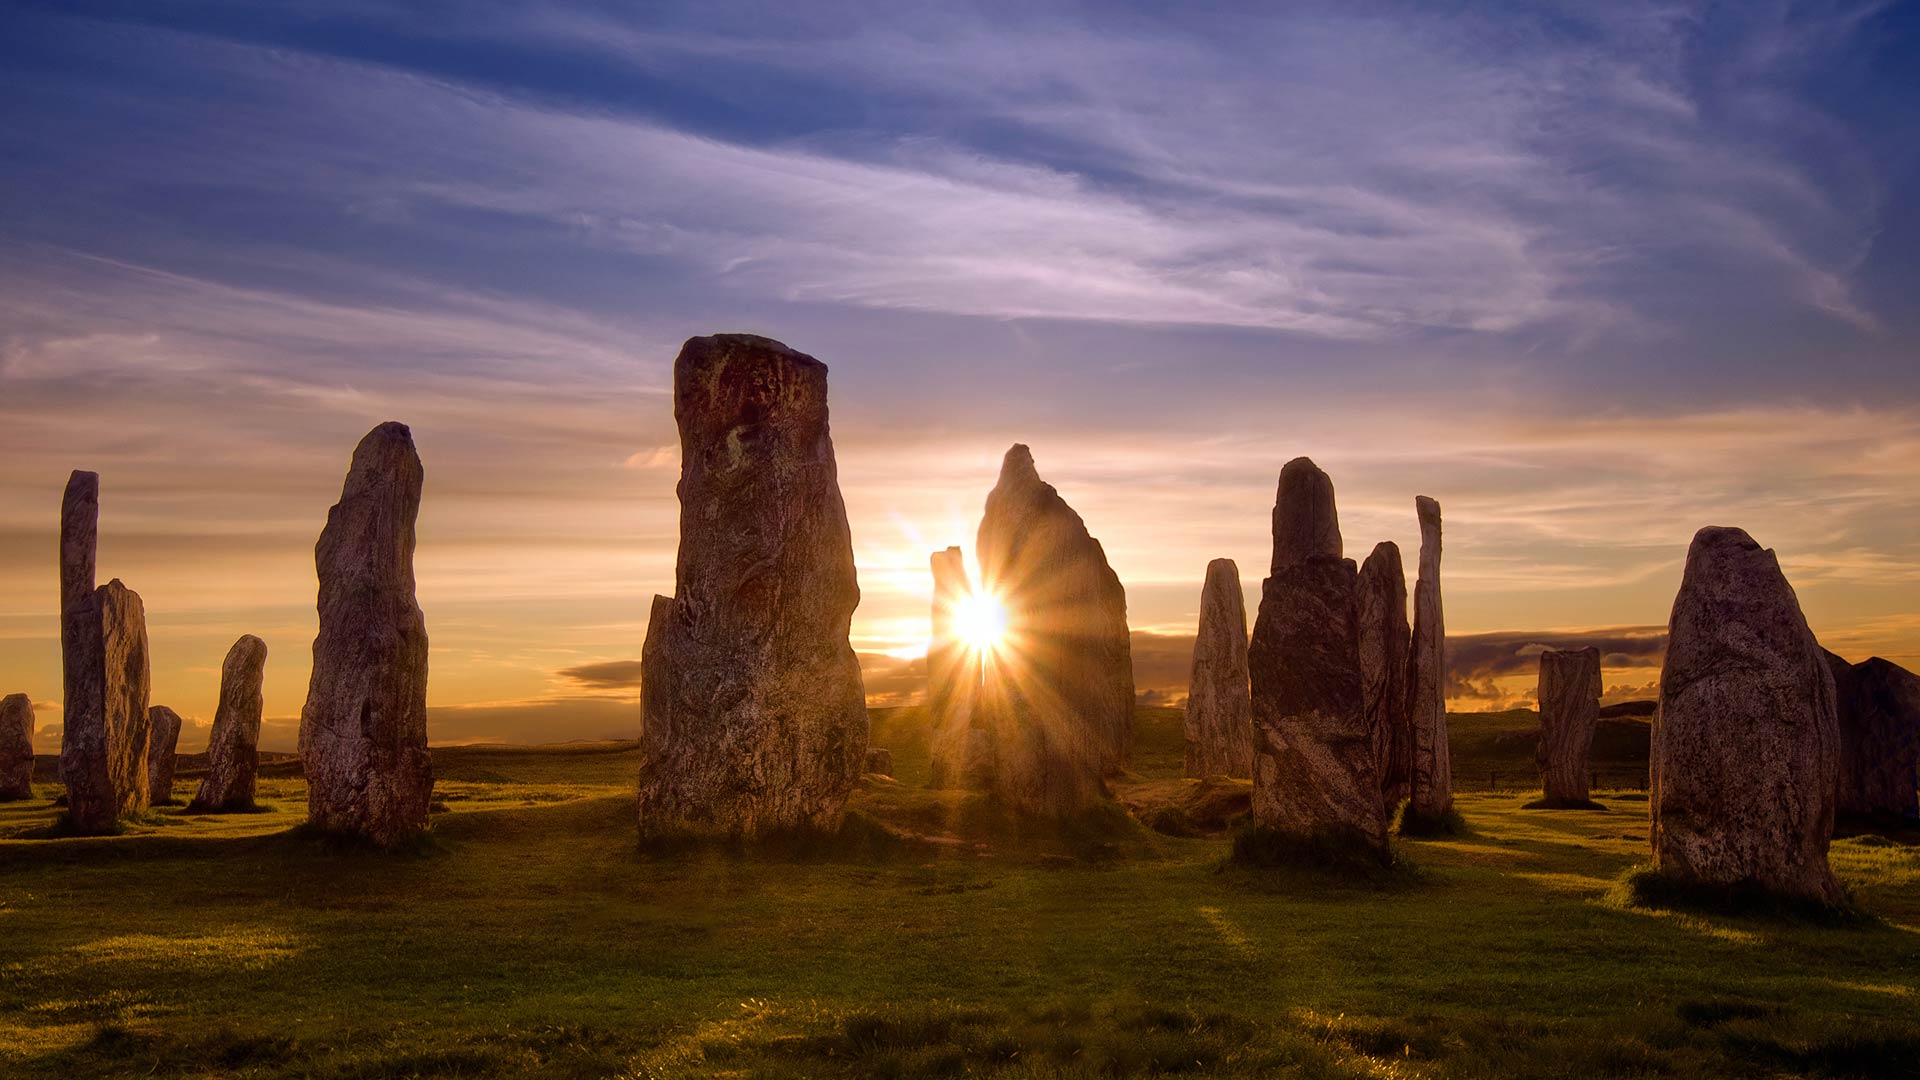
[{"left": 2, "top": 1, "right": 1918, "bottom": 752}]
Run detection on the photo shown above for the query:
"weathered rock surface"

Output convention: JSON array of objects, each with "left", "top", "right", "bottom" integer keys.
[
  {"left": 58, "top": 470, "right": 114, "bottom": 831},
  {"left": 1358, "top": 542, "right": 1412, "bottom": 813},
  {"left": 146, "top": 705, "right": 183, "bottom": 805},
  {"left": 865, "top": 747, "right": 895, "bottom": 776},
  {"left": 637, "top": 335, "right": 868, "bottom": 838},
  {"left": 1406, "top": 495, "right": 1453, "bottom": 822},
  {"left": 1535, "top": 647, "right": 1601, "bottom": 807},
  {"left": 1184, "top": 558, "right": 1252, "bottom": 779},
  {"left": 95, "top": 580, "right": 152, "bottom": 825},
  {"left": 0, "top": 694, "right": 32, "bottom": 801},
  {"left": 975, "top": 444, "right": 1133, "bottom": 815},
  {"left": 926, "top": 546, "right": 988, "bottom": 789},
  {"left": 1653, "top": 526, "right": 1842, "bottom": 905},
  {"left": 191, "top": 635, "right": 268, "bottom": 812},
  {"left": 1823, "top": 650, "right": 1920, "bottom": 823},
  {"left": 299, "top": 422, "right": 433, "bottom": 846},
  {"left": 1247, "top": 459, "right": 1388, "bottom": 860}
]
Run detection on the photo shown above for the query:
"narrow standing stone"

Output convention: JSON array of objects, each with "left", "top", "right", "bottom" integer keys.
[
  {"left": 1534, "top": 647, "right": 1601, "bottom": 807},
  {"left": 95, "top": 580, "right": 152, "bottom": 823},
  {"left": 190, "top": 635, "right": 268, "bottom": 812},
  {"left": 1406, "top": 495, "right": 1453, "bottom": 824},
  {"left": 1358, "top": 542, "right": 1412, "bottom": 813},
  {"left": 0, "top": 694, "right": 33, "bottom": 801},
  {"left": 637, "top": 335, "right": 868, "bottom": 838},
  {"left": 147, "top": 705, "right": 184, "bottom": 805},
  {"left": 1247, "top": 458, "right": 1388, "bottom": 860},
  {"left": 299, "top": 422, "right": 433, "bottom": 846},
  {"left": 1652, "top": 526, "right": 1842, "bottom": 905},
  {"left": 927, "top": 547, "right": 988, "bottom": 789},
  {"left": 58, "top": 470, "right": 113, "bottom": 830},
  {"left": 975, "top": 444, "right": 1133, "bottom": 815},
  {"left": 1823, "top": 651, "right": 1920, "bottom": 824},
  {"left": 1184, "top": 558, "right": 1252, "bottom": 778}
]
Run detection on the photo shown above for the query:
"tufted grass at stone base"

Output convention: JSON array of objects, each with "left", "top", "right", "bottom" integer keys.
[{"left": 2, "top": 708, "right": 1917, "bottom": 1079}]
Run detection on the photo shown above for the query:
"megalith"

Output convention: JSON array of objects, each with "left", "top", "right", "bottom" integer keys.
[
  {"left": 1358, "top": 542, "right": 1412, "bottom": 812},
  {"left": 1184, "top": 558, "right": 1252, "bottom": 778},
  {"left": 299, "top": 422, "right": 433, "bottom": 846},
  {"left": 190, "top": 634, "right": 268, "bottom": 812},
  {"left": 1247, "top": 458, "right": 1388, "bottom": 860},
  {"left": 927, "top": 546, "right": 988, "bottom": 789},
  {"left": 1823, "top": 651, "right": 1920, "bottom": 824},
  {"left": 975, "top": 444, "right": 1133, "bottom": 815},
  {"left": 1405, "top": 495, "right": 1453, "bottom": 825},
  {"left": 1535, "top": 646, "right": 1602, "bottom": 807},
  {"left": 1652, "top": 526, "right": 1842, "bottom": 905},
  {"left": 637, "top": 335, "right": 868, "bottom": 838},
  {"left": 146, "top": 705, "right": 184, "bottom": 805},
  {"left": 0, "top": 694, "right": 33, "bottom": 801}
]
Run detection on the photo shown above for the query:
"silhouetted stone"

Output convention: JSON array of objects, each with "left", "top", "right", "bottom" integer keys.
[
  {"left": 927, "top": 546, "right": 988, "bottom": 789},
  {"left": 1653, "top": 526, "right": 1842, "bottom": 905},
  {"left": 146, "top": 705, "right": 183, "bottom": 805},
  {"left": 638, "top": 335, "right": 868, "bottom": 838},
  {"left": 1823, "top": 651, "right": 1920, "bottom": 824},
  {"left": 299, "top": 422, "right": 433, "bottom": 846},
  {"left": 190, "top": 635, "right": 268, "bottom": 812},
  {"left": 92, "top": 580, "right": 152, "bottom": 828},
  {"left": 57, "top": 470, "right": 114, "bottom": 831},
  {"left": 1247, "top": 459, "right": 1388, "bottom": 861},
  {"left": 1184, "top": 558, "right": 1252, "bottom": 779},
  {"left": 1535, "top": 647, "right": 1601, "bottom": 807},
  {"left": 1406, "top": 495, "right": 1453, "bottom": 824},
  {"left": 0, "top": 694, "right": 32, "bottom": 801},
  {"left": 865, "top": 747, "right": 894, "bottom": 776},
  {"left": 975, "top": 444, "right": 1133, "bottom": 815},
  {"left": 1358, "top": 542, "right": 1412, "bottom": 813}
]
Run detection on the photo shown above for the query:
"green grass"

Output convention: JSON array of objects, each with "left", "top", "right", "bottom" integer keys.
[{"left": 2, "top": 707, "right": 1916, "bottom": 1078}]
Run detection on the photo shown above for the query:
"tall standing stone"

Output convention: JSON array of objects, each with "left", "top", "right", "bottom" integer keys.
[
  {"left": 1184, "top": 558, "right": 1252, "bottom": 779},
  {"left": 975, "top": 444, "right": 1133, "bottom": 815},
  {"left": 95, "top": 580, "right": 152, "bottom": 822},
  {"left": 637, "top": 335, "right": 868, "bottom": 838},
  {"left": 59, "top": 471, "right": 112, "bottom": 829},
  {"left": 927, "top": 547, "right": 988, "bottom": 789},
  {"left": 190, "top": 635, "right": 268, "bottom": 812},
  {"left": 1652, "top": 526, "right": 1842, "bottom": 905},
  {"left": 1406, "top": 495, "right": 1453, "bottom": 825},
  {"left": 1247, "top": 458, "right": 1387, "bottom": 860},
  {"left": 1823, "top": 651, "right": 1920, "bottom": 823},
  {"left": 0, "top": 694, "right": 33, "bottom": 801},
  {"left": 299, "top": 422, "right": 433, "bottom": 846},
  {"left": 146, "top": 705, "right": 184, "bottom": 805},
  {"left": 1535, "top": 647, "right": 1601, "bottom": 807},
  {"left": 1358, "top": 542, "right": 1412, "bottom": 812}
]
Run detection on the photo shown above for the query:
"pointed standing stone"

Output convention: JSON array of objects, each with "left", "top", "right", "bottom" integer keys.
[
  {"left": 1534, "top": 647, "right": 1601, "bottom": 808},
  {"left": 637, "top": 335, "right": 868, "bottom": 838},
  {"left": 190, "top": 635, "right": 268, "bottom": 812},
  {"left": 1823, "top": 651, "right": 1920, "bottom": 824},
  {"left": 927, "top": 547, "right": 988, "bottom": 789},
  {"left": 0, "top": 694, "right": 33, "bottom": 801},
  {"left": 1652, "top": 527, "right": 1842, "bottom": 905},
  {"left": 59, "top": 470, "right": 113, "bottom": 831},
  {"left": 1184, "top": 558, "right": 1252, "bottom": 779},
  {"left": 146, "top": 705, "right": 184, "bottom": 805},
  {"left": 95, "top": 580, "right": 152, "bottom": 822},
  {"left": 975, "top": 444, "right": 1133, "bottom": 815},
  {"left": 1406, "top": 495, "right": 1453, "bottom": 825},
  {"left": 1247, "top": 459, "right": 1388, "bottom": 860},
  {"left": 1358, "top": 542, "right": 1412, "bottom": 813},
  {"left": 299, "top": 422, "right": 433, "bottom": 846}
]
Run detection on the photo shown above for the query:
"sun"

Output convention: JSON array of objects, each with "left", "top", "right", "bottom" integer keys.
[{"left": 953, "top": 592, "right": 1008, "bottom": 654}]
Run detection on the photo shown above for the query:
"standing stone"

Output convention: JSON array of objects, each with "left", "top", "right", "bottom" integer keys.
[
  {"left": 1247, "top": 458, "right": 1387, "bottom": 860},
  {"left": 1406, "top": 495, "right": 1454, "bottom": 824},
  {"left": 637, "top": 335, "right": 868, "bottom": 838},
  {"left": 865, "top": 747, "right": 895, "bottom": 776},
  {"left": 1535, "top": 647, "right": 1602, "bottom": 807},
  {"left": 975, "top": 444, "right": 1133, "bottom": 815},
  {"left": 1358, "top": 542, "right": 1412, "bottom": 813},
  {"left": 299, "top": 422, "right": 433, "bottom": 846},
  {"left": 1823, "top": 651, "right": 1920, "bottom": 823},
  {"left": 1652, "top": 526, "right": 1842, "bottom": 905},
  {"left": 58, "top": 470, "right": 113, "bottom": 830},
  {"left": 96, "top": 580, "right": 152, "bottom": 823},
  {"left": 146, "top": 705, "right": 184, "bottom": 805},
  {"left": 1184, "top": 558, "right": 1252, "bottom": 778},
  {"left": 190, "top": 635, "right": 268, "bottom": 812},
  {"left": 927, "top": 547, "right": 988, "bottom": 789},
  {"left": 0, "top": 694, "right": 33, "bottom": 801}
]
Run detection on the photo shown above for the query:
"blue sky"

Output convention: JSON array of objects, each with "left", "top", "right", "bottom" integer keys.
[{"left": 3, "top": 1, "right": 1917, "bottom": 746}]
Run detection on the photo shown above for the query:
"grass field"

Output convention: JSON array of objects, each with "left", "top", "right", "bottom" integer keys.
[{"left": 2, "top": 706, "right": 1916, "bottom": 1079}]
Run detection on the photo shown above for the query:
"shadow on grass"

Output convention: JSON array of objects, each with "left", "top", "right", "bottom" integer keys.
[
  {"left": 1394, "top": 804, "right": 1470, "bottom": 838},
  {"left": 1521, "top": 797, "right": 1609, "bottom": 811},
  {"left": 637, "top": 801, "right": 1159, "bottom": 866},
  {"left": 1217, "top": 824, "right": 1419, "bottom": 894},
  {"left": 1607, "top": 865, "right": 1875, "bottom": 927}
]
